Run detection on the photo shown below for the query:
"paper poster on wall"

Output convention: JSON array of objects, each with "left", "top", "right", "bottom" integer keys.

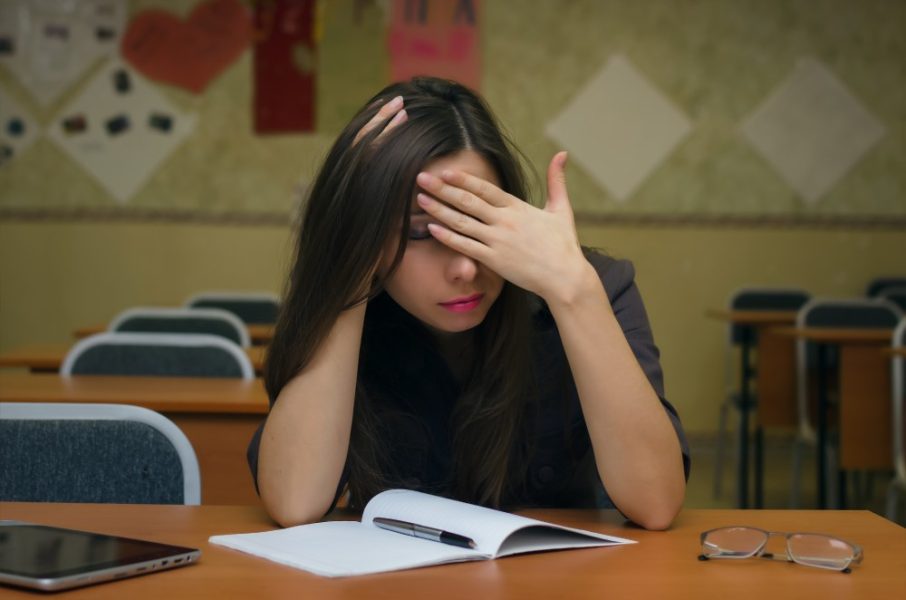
[
  {"left": 0, "top": 0, "right": 125, "bottom": 107},
  {"left": 46, "top": 61, "right": 197, "bottom": 203},
  {"left": 253, "top": 0, "right": 317, "bottom": 134},
  {"left": 387, "top": 0, "right": 481, "bottom": 91},
  {"left": 0, "top": 84, "right": 39, "bottom": 169},
  {"left": 121, "top": 0, "right": 252, "bottom": 95}
]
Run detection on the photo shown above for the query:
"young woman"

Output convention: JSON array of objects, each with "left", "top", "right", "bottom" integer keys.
[{"left": 250, "top": 77, "right": 689, "bottom": 530}]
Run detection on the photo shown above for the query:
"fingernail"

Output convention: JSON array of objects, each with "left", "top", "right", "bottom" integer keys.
[
  {"left": 416, "top": 172, "right": 432, "bottom": 186},
  {"left": 416, "top": 193, "right": 432, "bottom": 206},
  {"left": 388, "top": 95, "right": 403, "bottom": 109}
]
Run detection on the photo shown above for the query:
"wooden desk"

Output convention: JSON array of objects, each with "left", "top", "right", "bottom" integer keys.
[
  {"left": 706, "top": 310, "right": 799, "bottom": 509},
  {"left": 0, "top": 373, "right": 269, "bottom": 506},
  {"left": 0, "top": 342, "right": 267, "bottom": 374},
  {"left": 775, "top": 327, "right": 895, "bottom": 508},
  {"left": 0, "top": 504, "right": 903, "bottom": 599},
  {"left": 75, "top": 324, "right": 275, "bottom": 345}
]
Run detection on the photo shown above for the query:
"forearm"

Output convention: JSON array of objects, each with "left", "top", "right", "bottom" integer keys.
[
  {"left": 546, "top": 264, "right": 685, "bottom": 530},
  {"left": 257, "top": 303, "right": 366, "bottom": 526}
]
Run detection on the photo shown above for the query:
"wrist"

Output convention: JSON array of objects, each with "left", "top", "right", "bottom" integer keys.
[{"left": 544, "top": 260, "right": 609, "bottom": 313}]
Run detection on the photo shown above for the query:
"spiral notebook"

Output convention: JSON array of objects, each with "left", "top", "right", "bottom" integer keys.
[{"left": 210, "top": 489, "right": 634, "bottom": 577}]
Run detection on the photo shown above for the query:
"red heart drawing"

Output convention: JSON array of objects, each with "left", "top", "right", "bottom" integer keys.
[{"left": 121, "top": 0, "right": 252, "bottom": 94}]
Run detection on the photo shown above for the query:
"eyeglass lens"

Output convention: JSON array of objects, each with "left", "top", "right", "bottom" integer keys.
[
  {"left": 702, "top": 527, "right": 766, "bottom": 557},
  {"left": 787, "top": 534, "right": 854, "bottom": 570}
]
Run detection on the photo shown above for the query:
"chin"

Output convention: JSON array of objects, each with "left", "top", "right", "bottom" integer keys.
[{"left": 425, "top": 311, "right": 488, "bottom": 335}]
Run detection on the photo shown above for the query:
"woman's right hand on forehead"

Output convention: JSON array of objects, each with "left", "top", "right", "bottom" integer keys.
[{"left": 353, "top": 95, "right": 408, "bottom": 146}]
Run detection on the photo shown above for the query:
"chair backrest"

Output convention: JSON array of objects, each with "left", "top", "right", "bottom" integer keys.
[
  {"left": 728, "top": 287, "right": 811, "bottom": 344},
  {"left": 865, "top": 277, "right": 906, "bottom": 298},
  {"left": 61, "top": 332, "right": 255, "bottom": 379},
  {"left": 794, "top": 298, "right": 903, "bottom": 438},
  {"left": 880, "top": 286, "right": 906, "bottom": 313},
  {"left": 110, "top": 307, "right": 250, "bottom": 348},
  {"left": 797, "top": 298, "right": 902, "bottom": 329},
  {"left": 184, "top": 291, "right": 280, "bottom": 325},
  {"left": 0, "top": 402, "right": 201, "bottom": 504}
]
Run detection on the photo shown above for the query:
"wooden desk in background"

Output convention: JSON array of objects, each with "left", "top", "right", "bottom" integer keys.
[
  {"left": 1, "top": 504, "right": 903, "bottom": 599},
  {"left": 705, "top": 309, "right": 799, "bottom": 509},
  {"left": 0, "top": 343, "right": 267, "bottom": 374},
  {"left": 74, "top": 323, "right": 275, "bottom": 345},
  {"left": 775, "top": 326, "right": 894, "bottom": 509},
  {"left": 0, "top": 373, "right": 269, "bottom": 506}
]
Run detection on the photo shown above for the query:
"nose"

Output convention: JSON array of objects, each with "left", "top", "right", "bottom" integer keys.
[{"left": 445, "top": 250, "right": 478, "bottom": 283}]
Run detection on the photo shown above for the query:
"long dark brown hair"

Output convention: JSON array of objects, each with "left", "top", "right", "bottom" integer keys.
[{"left": 266, "top": 77, "right": 536, "bottom": 509}]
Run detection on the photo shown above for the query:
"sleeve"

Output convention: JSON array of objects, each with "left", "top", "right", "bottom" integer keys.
[
  {"left": 246, "top": 421, "right": 264, "bottom": 493},
  {"left": 586, "top": 251, "right": 691, "bottom": 482}
]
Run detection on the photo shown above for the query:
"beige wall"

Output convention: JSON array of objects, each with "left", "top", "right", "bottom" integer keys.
[{"left": 2, "top": 220, "right": 903, "bottom": 432}]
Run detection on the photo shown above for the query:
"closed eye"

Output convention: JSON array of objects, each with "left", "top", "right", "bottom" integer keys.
[{"left": 408, "top": 215, "right": 435, "bottom": 240}]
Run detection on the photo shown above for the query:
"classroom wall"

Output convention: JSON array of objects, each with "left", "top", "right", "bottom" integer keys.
[{"left": 2, "top": 1, "right": 904, "bottom": 433}]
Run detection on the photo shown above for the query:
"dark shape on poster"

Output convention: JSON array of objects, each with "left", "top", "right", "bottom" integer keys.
[
  {"left": 105, "top": 114, "right": 130, "bottom": 136},
  {"left": 44, "top": 24, "right": 70, "bottom": 40},
  {"left": 0, "top": 144, "right": 13, "bottom": 165},
  {"left": 454, "top": 0, "right": 475, "bottom": 24},
  {"left": 63, "top": 115, "right": 88, "bottom": 135},
  {"left": 405, "top": 0, "right": 428, "bottom": 23},
  {"left": 0, "top": 36, "right": 13, "bottom": 54},
  {"left": 148, "top": 113, "right": 173, "bottom": 133},
  {"left": 7, "top": 118, "right": 25, "bottom": 137},
  {"left": 113, "top": 69, "right": 131, "bottom": 93},
  {"left": 96, "top": 27, "right": 117, "bottom": 41}
]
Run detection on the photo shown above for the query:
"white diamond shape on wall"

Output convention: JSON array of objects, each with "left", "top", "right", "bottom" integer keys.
[
  {"left": 0, "top": 84, "right": 39, "bottom": 168},
  {"left": 545, "top": 54, "right": 692, "bottom": 202},
  {"left": 740, "top": 58, "right": 885, "bottom": 204},
  {"left": 46, "top": 60, "right": 197, "bottom": 203}
]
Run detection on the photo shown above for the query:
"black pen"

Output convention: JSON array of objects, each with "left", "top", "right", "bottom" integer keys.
[{"left": 372, "top": 517, "right": 476, "bottom": 549}]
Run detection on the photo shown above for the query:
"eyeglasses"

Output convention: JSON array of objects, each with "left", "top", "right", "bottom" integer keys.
[{"left": 699, "top": 526, "right": 863, "bottom": 573}]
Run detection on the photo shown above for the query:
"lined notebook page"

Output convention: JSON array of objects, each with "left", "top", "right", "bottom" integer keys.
[{"left": 209, "top": 521, "right": 482, "bottom": 577}]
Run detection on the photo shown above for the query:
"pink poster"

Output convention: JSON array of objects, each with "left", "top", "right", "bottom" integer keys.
[{"left": 387, "top": 0, "right": 481, "bottom": 90}]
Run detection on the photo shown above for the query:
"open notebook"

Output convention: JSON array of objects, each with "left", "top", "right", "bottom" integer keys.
[{"left": 209, "top": 489, "right": 634, "bottom": 577}]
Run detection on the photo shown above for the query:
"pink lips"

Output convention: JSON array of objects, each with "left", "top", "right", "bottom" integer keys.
[{"left": 439, "top": 293, "right": 484, "bottom": 313}]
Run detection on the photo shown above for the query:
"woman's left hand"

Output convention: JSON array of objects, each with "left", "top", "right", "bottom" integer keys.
[{"left": 415, "top": 151, "right": 593, "bottom": 304}]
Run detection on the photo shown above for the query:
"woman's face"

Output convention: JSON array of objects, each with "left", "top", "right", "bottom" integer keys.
[{"left": 383, "top": 149, "right": 504, "bottom": 335}]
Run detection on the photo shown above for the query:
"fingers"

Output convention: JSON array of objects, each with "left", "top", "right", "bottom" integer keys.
[
  {"left": 416, "top": 193, "right": 491, "bottom": 240},
  {"left": 545, "top": 151, "right": 570, "bottom": 212},
  {"left": 426, "top": 223, "right": 491, "bottom": 263},
  {"left": 415, "top": 171, "right": 501, "bottom": 224},
  {"left": 353, "top": 95, "right": 406, "bottom": 146},
  {"left": 437, "top": 169, "right": 512, "bottom": 208}
]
